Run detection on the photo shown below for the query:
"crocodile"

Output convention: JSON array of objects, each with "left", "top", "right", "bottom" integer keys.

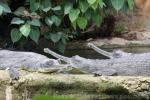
[
  {"left": 44, "top": 48, "right": 150, "bottom": 76},
  {"left": 0, "top": 49, "right": 68, "bottom": 80},
  {"left": 1, "top": 45, "right": 150, "bottom": 80}
]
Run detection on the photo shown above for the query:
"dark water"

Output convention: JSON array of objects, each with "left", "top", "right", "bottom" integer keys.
[
  {"left": 64, "top": 49, "right": 107, "bottom": 59},
  {"left": 64, "top": 47, "right": 150, "bottom": 59}
]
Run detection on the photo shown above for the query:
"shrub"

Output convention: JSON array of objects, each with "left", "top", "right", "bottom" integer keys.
[{"left": 0, "top": 0, "right": 134, "bottom": 52}]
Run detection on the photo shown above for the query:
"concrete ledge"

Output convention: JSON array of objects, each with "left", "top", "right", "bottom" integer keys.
[{"left": 0, "top": 70, "right": 150, "bottom": 99}]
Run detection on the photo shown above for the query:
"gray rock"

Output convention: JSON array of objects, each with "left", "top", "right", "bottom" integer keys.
[{"left": 141, "top": 83, "right": 149, "bottom": 90}]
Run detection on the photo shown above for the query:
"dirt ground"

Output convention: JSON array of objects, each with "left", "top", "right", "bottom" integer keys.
[{"left": 118, "top": 9, "right": 150, "bottom": 32}]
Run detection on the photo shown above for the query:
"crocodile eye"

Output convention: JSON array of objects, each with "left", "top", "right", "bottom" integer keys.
[
  {"left": 113, "top": 53, "right": 121, "bottom": 58},
  {"left": 45, "top": 60, "right": 54, "bottom": 66}
]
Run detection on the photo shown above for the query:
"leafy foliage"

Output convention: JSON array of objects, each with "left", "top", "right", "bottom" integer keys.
[
  {"left": 1, "top": 0, "right": 134, "bottom": 53},
  {"left": 111, "top": 0, "right": 125, "bottom": 12},
  {"left": 33, "top": 95, "right": 76, "bottom": 100}
]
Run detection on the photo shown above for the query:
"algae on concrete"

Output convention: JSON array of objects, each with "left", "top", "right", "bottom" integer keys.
[{"left": 0, "top": 70, "right": 149, "bottom": 100}]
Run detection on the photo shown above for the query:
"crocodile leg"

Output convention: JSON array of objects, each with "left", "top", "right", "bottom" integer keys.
[
  {"left": 92, "top": 69, "right": 118, "bottom": 76},
  {"left": 8, "top": 67, "right": 19, "bottom": 80}
]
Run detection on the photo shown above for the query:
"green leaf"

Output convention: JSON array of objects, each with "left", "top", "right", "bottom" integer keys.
[
  {"left": 0, "top": 6, "right": 3, "bottom": 16},
  {"left": 72, "top": 21, "right": 77, "bottom": 30},
  {"left": 69, "top": 9, "right": 80, "bottom": 22},
  {"left": 127, "top": 0, "right": 134, "bottom": 10},
  {"left": 0, "top": 3, "right": 11, "bottom": 13},
  {"left": 41, "top": 0, "right": 52, "bottom": 12},
  {"left": 29, "top": 27, "right": 40, "bottom": 44},
  {"left": 64, "top": 3, "right": 72, "bottom": 14},
  {"left": 44, "top": 32, "right": 51, "bottom": 39},
  {"left": 111, "top": 0, "right": 125, "bottom": 11},
  {"left": 84, "top": 9, "right": 92, "bottom": 20},
  {"left": 120, "top": 2, "right": 129, "bottom": 12},
  {"left": 51, "top": 16, "right": 61, "bottom": 26},
  {"left": 11, "top": 28, "right": 22, "bottom": 43},
  {"left": 52, "top": 6, "right": 61, "bottom": 11},
  {"left": 11, "top": 17, "right": 24, "bottom": 25},
  {"left": 87, "top": 0, "right": 97, "bottom": 5},
  {"left": 30, "top": 12, "right": 38, "bottom": 16},
  {"left": 79, "top": 1, "right": 89, "bottom": 13},
  {"left": 45, "top": 17, "right": 53, "bottom": 26},
  {"left": 30, "top": 0, "right": 40, "bottom": 12},
  {"left": 50, "top": 33, "right": 61, "bottom": 43},
  {"left": 91, "top": 0, "right": 99, "bottom": 10},
  {"left": 14, "top": 7, "right": 25, "bottom": 16},
  {"left": 99, "top": 0, "right": 105, "bottom": 8},
  {"left": 20, "top": 24, "right": 31, "bottom": 37},
  {"left": 28, "top": 19, "right": 41, "bottom": 27},
  {"left": 77, "top": 17, "right": 87, "bottom": 30},
  {"left": 92, "top": 14, "right": 102, "bottom": 27}
]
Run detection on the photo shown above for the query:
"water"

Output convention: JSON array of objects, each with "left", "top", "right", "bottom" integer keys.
[{"left": 64, "top": 47, "right": 150, "bottom": 59}]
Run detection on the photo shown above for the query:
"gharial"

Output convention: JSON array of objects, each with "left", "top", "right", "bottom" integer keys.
[
  {"left": 0, "top": 43, "right": 150, "bottom": 80},
  {"left": 44, "top": 43, "right": 150, "bottom": 76},
  {"left": 0, "top": 49, "right": 67, "bottom": 80}
]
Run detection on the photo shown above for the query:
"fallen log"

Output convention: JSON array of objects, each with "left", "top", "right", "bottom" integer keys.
[{"left": 44, "top": 48, "right": 150, "bottom": 76}]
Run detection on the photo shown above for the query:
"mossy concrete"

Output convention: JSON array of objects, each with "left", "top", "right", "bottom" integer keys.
[{"left": 0, "top": 70, "right": 150, "bottom": 100}]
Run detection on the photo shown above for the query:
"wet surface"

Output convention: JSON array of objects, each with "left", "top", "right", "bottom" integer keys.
[{"left": 64, "top": 47, "right": 150, "bottom": 59}]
